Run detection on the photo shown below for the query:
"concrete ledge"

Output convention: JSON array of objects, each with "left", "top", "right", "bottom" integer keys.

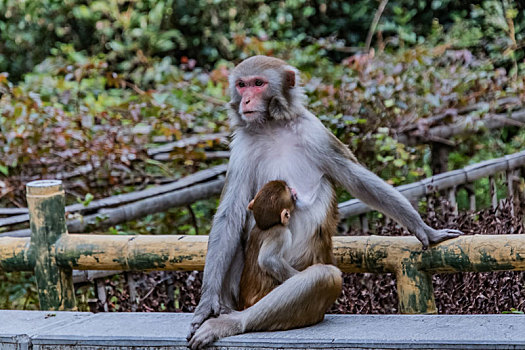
[{"left": 1, "top": 311, "right": 524, "bottom": 349}]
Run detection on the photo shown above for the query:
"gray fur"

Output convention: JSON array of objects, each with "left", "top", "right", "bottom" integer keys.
[
  {"left": 188, "top": 56, "right": 462, "bottom": 348},
  {"left": 189, "top": 264, "right": 342, "bottom": 350}
]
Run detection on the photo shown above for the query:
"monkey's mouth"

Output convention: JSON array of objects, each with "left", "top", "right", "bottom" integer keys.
[{"left": 242, "top": 111, "right": 263, "bottom": 121}]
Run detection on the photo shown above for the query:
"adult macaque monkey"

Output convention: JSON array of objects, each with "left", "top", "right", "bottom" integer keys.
[
  {"left": 239, "top": 180, "right": 303, "bottom": 310},
  {"left": 188, "top": 56, "right": 462, "bottom": 349}
]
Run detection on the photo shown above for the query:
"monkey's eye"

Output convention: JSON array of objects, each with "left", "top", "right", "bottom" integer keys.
[
  {"left": 255, "top": 79, "right": 264, "bottom": 87},
  {"left": 238, "top": 81, "right": 246, "bottom": 88}
]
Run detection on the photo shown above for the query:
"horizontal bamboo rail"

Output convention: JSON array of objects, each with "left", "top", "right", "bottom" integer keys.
[
  {"left": 0, "top": 164, "right": 227, "bottom": 230},
  {"left": 339, "top": 150, "right": 525, "bottom": 218},
  {"left": 0, "top": 180, "right": 524, "bottom": 314},
  {"left": 2, "top": 233, "right": 525, "bottom": 314},
  {"left": 5, "top": 234, "right": 524, "bottom": 273},
  {"left": 396, "top": 107, "right": 525, "bottom": 146}
]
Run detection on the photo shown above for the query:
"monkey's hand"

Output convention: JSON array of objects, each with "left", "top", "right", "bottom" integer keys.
[
  {"left": 187, "top": 294, "right": 221, "bottom": 341},
  {"left": 414, "top": 224, "right": 463, "bottom": 249}
]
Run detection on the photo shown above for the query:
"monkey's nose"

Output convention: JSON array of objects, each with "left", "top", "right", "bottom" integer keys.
[{"left": 245, "top": 99, "right": 250, "bottom": 104}]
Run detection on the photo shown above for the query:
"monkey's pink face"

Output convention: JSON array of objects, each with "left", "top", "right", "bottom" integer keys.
[{"left": 235, "top": 76, "right": 269, "bottom": 121}]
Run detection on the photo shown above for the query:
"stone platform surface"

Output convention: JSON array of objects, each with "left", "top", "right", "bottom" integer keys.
[{"left": 1, "top": 311, "right": 524, "bottom": 349}]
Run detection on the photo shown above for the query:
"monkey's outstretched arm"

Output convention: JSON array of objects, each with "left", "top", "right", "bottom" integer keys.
[
  {"left": 325, "top": 135, "right": 462, "bottom": 248},
  {"left": 188, "top": 164, "right": 253, "bottom": 339},
  {"left": 258, "top": 230, "right": 299, "bottom": 283}
]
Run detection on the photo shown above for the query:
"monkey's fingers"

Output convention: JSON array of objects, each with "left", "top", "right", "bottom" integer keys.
[
  {"left": 428, "top": 228, "right": 463, "bottom": 245},
  {"left": 444, "top": 229, "right": 463, "bottom": 236}
]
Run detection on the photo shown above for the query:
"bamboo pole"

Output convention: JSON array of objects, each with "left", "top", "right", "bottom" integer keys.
[
  {"left": 26, "top": 180, "right": 76, "bottom": 310},
  {"left": 359, "top": 214, "right": 369, "bottom": 233},
  {"left": 54, "top": 234, "right": 208, "bottom": 271},
  {"left": 3, "top": 234, "right": 523, "bottom": 274},
  {"left": 66, "top": 178, "right": 224, "bottom": 233},
  {"left": 339, "top": 150, "right": 525, "bottom": 218},
  {"left": 447, "top": 186, "right": 457, "bottom": 215},
  {"left": 507, "top": 170, "right": 520, "bottom": 217},
  {"left": 0, "top": 236, "right": 32, "bottom": 271},
  {"left": 465, "top": 183, "right": 476, "bottom": 211},
  {"left": 96, "top": 279, "right": 109, "bottom": 312},
  {"left": 396, "top": 108, "right": 525, "bottom": 146},
  {"left": 0, "top": 165, "right": 227, "bottom": 229},
  {"left": 489, "top": 176, "right": 498, "bottom": 210},
  {"left": 127, "top": 273, "right": 139, "bottom": 312}
]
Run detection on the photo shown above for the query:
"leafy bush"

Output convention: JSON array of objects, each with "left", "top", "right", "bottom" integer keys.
[
  {"left": 1, "top": 0, "right": 523, "bottom": 80},
  {"left": 2, "top": 41, "right": 523, "bottom": 212}
]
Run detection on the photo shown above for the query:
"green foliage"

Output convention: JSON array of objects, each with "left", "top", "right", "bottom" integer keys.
[
  {"left": 1, "top": 1, "right": 524, "bottom": 80},
  {"left": 0, "top": 50, "right": 230, "bottom": 239},
  {"left": 443, "top": 1, "right": 525, "bottom": 75},
  {"left": 1, "top": 39, "right": 523, "bottom": 210},
  {"left": 0, "top": 53, "right": 228, "bottom": 177},
  {"left": 78, "top": 193, "right": 94, "bottom": 207},
  {"left": 0, "top": 272, "right": 38, "bottom": 309}
]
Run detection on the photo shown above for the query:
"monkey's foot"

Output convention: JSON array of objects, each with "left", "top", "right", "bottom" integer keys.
[{"left": 188, "top": 314, "right": 243, "bottom": 350}]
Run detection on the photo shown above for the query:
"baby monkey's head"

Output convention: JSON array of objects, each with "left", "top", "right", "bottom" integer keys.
[{"left": 248, "top": 180, "right": 297, "bottom": 230}]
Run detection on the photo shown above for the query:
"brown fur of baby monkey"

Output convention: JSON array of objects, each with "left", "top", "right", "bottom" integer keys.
[{"left": 238, "top": 180, "right": 298, "bottom": 310}]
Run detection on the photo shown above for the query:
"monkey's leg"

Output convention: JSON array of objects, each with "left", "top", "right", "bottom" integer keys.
[
  {"left": 188, "top": 264, "right": 342, "bottom": 350},
  {"left": 220, "top": 246, "right": 245, "bottom": 314}
]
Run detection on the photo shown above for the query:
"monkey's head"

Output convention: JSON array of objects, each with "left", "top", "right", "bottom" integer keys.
[
  {"left": 248, "top": 180, "right": 297, "bottom": 230},
  {"left": 228, "top": 55, "right": 306, "bottom": 128}
]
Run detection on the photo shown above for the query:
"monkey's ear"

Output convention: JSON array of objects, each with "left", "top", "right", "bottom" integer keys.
[
  {"left": 280, "top": 209, "right": 291, "bottom": 225},
  {"left": 284, "top": 70, "right": 295, "bottom": 88},
  {"left": 247, "top": 199, "right": 255, "bottom": 211}
]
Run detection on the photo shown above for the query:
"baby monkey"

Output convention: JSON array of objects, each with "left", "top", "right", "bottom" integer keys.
[{"left": 238, "top": 180, "right": 299, "bottom": 310}]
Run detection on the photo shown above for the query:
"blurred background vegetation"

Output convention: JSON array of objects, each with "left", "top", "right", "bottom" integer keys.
[
  {"left": 1, "top": 0, "right": 524, "bottom": 80},
  {"left": 0, "top": 0, "right": 524, "bottom": 311}
]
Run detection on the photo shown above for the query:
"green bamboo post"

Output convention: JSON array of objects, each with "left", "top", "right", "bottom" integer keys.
[
  {"left": 334, "top": 236, "right": 438, "bottom": 314},
  {"left": 396, "top": 261, "right": 437, "bottom": 314},
  {"left": 27, "top": 180, "right": 75, "bottom": 310}
]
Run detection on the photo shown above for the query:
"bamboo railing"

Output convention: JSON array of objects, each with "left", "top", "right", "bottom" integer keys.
[
  {"left": 0, "top": 174, "right": 524, "bottom": 314},
  {"left": 339, "top": 150, "right": 525, "bottom": 232},
  {"left": 1, "top": 148, "right": 522, "bottom": 313}
]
